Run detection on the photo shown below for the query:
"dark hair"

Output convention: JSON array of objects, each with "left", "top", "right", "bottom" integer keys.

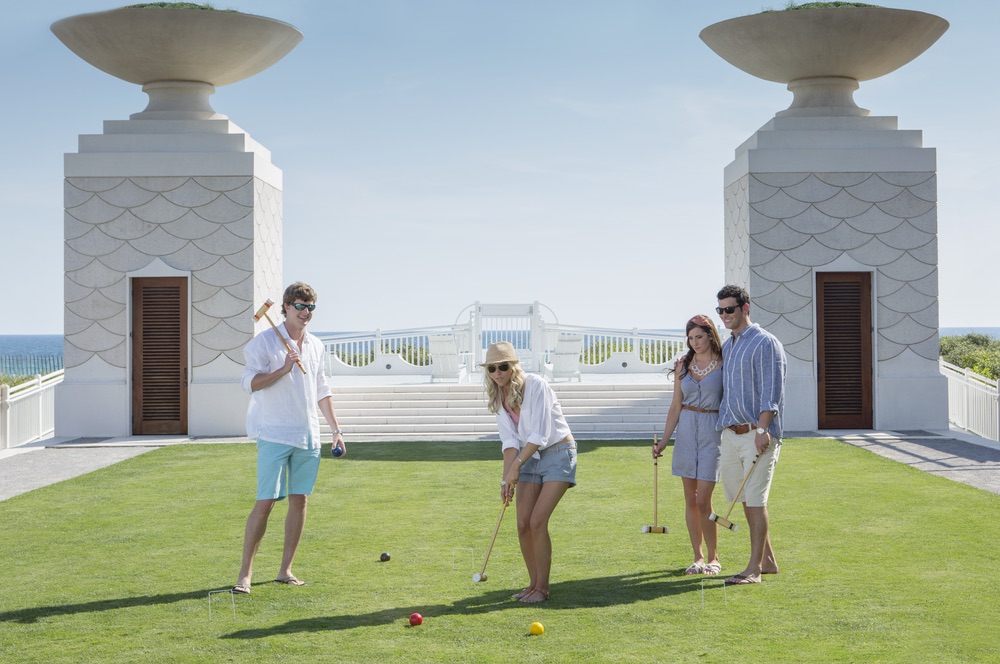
[
  {"left": 717, "top": 284, "right": 750, "bottom": 307},
  {"left": 673, "top": 315, "right": 724, "bottom": 378}
]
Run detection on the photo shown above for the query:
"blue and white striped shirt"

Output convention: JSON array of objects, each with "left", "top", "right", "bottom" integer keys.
[{"left": 717, "top": 323, "right": 787, "bottom": 439}]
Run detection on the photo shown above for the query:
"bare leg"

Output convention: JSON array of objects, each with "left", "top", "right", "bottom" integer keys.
[
  {"left": 277, "top": 494, "right": 308, "bottom": 581},
  {"left": 738, "top": 504, "right": 773, "bottom": 581},
  {"left": 696, "top": 480, "right": 719, "bottom": 568},
  {"left": 521, "top": 481, "right": 570, "bottom": 603},
  {"left": 237, "top": 499, "right": 276, "bottom": 588},
  {"left": 513, "top": 482, "right": 541, "bottom": 598},
  {"left": 681, "top": 477, "right": 705, "bottom": 570}
]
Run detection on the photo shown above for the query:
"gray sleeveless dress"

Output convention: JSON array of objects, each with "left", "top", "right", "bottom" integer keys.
[{"left": 671, "top": 367, "right": 723, "bottom": 482}]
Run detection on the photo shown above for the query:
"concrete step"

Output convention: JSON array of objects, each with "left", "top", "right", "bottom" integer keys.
[{"left": 323, "top": 381, "right": 672, "bottom": 441}]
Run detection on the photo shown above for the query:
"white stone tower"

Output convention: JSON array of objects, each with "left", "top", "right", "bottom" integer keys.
[
  {"left": 51, "top": 8, "right": 302, "bottom": 437},
  {"left": 701, "top": 8, "right": 949, "bottom": 431}
]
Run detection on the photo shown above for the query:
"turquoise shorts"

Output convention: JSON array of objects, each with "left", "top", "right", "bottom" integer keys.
[{"left": 256, "top": 437, "right": 321, "bottom": 501}]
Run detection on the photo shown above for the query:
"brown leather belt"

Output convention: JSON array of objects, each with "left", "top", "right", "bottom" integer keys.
[
  {"left": 727, "top": 423, "right": 752, "bottom": 435},
  {"left": 682, "top": 405, "right": 719, "bottom": 414}
]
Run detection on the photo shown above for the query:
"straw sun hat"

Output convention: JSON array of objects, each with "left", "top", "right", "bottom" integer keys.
[{"left": 480, "top": 341, "right": 519, "bottom": 366}]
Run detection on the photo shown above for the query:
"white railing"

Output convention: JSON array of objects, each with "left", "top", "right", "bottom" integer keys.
[
  {"left": 940, "top": 359, "right": 999, "bottom": 442},
  {"left": 319, "top": 318, "right": 686, "bottom": 377},
  {"left": 0, "top": 370, "right": 64, "bottom": 450},
  {"left": 323, "top": 325, "right": 474, "bottom": 376},
  {"left": 547, "top": 324, "right": 687, "bottom": 370}
]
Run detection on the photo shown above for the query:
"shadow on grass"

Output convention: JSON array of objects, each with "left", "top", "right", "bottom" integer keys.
[
  {"left": 220, "top": 569, "right": 704, "bottom": 638},
  {"left": 0, "top": 587, "right": 233, "bottom": 624},
  {"left": 330, "top": 439, "right": 659, "bottom": 463}
]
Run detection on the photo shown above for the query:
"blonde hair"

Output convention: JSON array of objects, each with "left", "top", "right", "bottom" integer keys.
[{"left": 483, "top": 362, "right": 526, "bottom": 414}]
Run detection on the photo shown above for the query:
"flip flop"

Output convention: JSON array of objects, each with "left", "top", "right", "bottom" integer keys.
[
  {"left": 275, "top": 576, "right": 306, "bottom": 586},
  {"left": 232, "top": 584, "right": 251, "bottom": 595},
  {"left": 724, "top": 573, "right": 760, "bottom": 585}
]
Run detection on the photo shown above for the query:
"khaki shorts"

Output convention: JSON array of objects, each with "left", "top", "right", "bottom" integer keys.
[{"left": 719, "top": 428, "right": 780, "bottom": 507}]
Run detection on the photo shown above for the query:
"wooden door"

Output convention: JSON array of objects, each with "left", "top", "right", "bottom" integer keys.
[
  {"left": 132, "top": 278, "right": 188, "bottom": 435},
  {"left": 817, "top": 272, "right": 873, "bottom": 429}
]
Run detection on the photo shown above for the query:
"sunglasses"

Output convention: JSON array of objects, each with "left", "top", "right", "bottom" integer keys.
[
  {"left": 290, "top": 303, "right": 316, "bottom": 312},
  {"left": 716, "top": 305, "right": 741, "bottom": 315},
  {"left": 487, "top": 363, "right": 511, "bottom": 373}
]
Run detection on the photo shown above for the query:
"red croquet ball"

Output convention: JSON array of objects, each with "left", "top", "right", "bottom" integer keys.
[{"left": 409, "top": 612, "right": 423, "bottom": 626}]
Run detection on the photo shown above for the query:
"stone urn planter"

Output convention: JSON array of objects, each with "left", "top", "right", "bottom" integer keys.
[
  {"left": 51, "top": 7, "right": 303, "bottom": 119},
  {"left": 699, "top": 7, "right": 948, "bottom": 117}
]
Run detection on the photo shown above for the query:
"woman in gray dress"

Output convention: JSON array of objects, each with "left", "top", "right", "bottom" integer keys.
[{"left": 654, "top": 314, "right": 725, "bottom": 575}]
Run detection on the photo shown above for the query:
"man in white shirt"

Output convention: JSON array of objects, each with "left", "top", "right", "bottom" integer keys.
[{"left": 232, "top": 282, "right": 344, "bottom": 594}]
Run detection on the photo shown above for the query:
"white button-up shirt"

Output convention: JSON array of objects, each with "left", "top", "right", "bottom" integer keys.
[
  {"left": 496, "top": 373, "right": 572, "bottom": 457},
  {"left": 242, "top": 323, "right": 332, "bottom": 449}
]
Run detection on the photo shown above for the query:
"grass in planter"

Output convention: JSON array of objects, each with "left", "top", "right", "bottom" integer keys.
[{"left": 0, "top": 438, "right": 997, "bottom": 662}]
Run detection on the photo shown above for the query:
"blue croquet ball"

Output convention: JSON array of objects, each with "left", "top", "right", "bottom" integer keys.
[
  {"left": 380, "top": 552, "right": 391, "bottom": 562},
  {"left": 332, "top": 446, "right": 344, "bottom": 457}
]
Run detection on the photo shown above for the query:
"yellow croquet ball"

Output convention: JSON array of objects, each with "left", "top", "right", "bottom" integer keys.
[{"left": 529, "top": 621, "right": 544, "bottom": 636}]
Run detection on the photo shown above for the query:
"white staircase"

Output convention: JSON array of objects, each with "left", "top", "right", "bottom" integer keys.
[{"left": 325, "top": 382, "right": 672, "bottom": 442}]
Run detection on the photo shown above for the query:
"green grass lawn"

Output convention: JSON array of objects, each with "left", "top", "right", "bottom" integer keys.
[{"left": 1, "top": 438, "right": 997, "bottom": 663}]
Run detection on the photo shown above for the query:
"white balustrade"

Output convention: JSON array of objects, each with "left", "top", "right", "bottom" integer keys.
[
  {"left": 940, "top": 359, "right": 999, "bottom": 442},
  {"left": 0, "top": 371, "right": 64, "bottom": 450}
]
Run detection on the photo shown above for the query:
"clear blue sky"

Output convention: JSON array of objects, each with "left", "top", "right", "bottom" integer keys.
[{"left": 2, "top": 1, "right": 996, "bottom": 335}]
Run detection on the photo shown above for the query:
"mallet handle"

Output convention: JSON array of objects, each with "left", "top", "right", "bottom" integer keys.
[
  {"left": 478, "top": 501, "right": 508, "bottom": 577},
  {"left": 261, "top": 310, "right": 307, "bottom": 375},
  {"left": 652, "top": 433, "right": 659, "bottom": 528},
  {"left": 719, "top": 454, "right": 761, "bottom": 522}
]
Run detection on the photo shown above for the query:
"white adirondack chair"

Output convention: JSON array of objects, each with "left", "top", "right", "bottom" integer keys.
[
  {"left": 543, "top": 334, "right": 583, "bottom": 382},
  {"left": 428, "top": 335, "right": 468, "bottom": 383}
]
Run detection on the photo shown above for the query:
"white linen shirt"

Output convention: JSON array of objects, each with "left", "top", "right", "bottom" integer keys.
[
  {"left": 496, "top": 373, "right": 572, "bottom": 457},
  {"left": 242, "top": 323, "right": 332, "bottom": 449}
]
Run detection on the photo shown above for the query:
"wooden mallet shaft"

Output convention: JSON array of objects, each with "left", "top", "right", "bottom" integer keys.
[
  {"left": 253, "top": 299, "right": 306, "bottom": 374},
  {"left": 473, "top": 500, "right": 508, "bottom": 582},
  {"left": 643, "top": 433, "right": 669, "bottom": 534},
  {"left": 709, "top": 453, "right": 761, "bottom": 531}
]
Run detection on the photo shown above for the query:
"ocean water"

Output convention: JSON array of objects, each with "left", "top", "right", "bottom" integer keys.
[
  {"left": 0, "top": 335, "right": 63, "bottom": 356},
  {"left": 939, "top": 327, "right": 1000, "bottom": 339}
]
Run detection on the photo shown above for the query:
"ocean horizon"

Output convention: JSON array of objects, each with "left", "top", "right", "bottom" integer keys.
[{"left": 2, "top": 327, "right": 1000, "bottom": 358}]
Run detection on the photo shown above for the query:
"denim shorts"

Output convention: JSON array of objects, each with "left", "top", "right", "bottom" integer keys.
[
  {"left": 256, "top": 437, "right": 321, "bottom": 501},
  {"left": 519, "top": 441, "right": 577, "bottom": 487}
]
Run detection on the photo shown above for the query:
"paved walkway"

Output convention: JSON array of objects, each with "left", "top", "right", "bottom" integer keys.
[{"left": 1, "top": 429, "right": 998, "bottom": 502}]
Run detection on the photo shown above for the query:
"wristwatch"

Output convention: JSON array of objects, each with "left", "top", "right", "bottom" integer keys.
[{"left": 756, "top": 426, "right": 767, "bottom": 435}]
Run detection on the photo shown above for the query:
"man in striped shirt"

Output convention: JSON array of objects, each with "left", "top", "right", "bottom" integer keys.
[{"left": 715, "top": 284, "right": 786, "bottom": 586}]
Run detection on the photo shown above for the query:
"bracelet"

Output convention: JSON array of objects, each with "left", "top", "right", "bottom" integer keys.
[
  {"left": 331, "top": 429, "right": 343, "bottom": 435},
  {"left": 516, "top": 456, "right": 525, "bottom": 464}
]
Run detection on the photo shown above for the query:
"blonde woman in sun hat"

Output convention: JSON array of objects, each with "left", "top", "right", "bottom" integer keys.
[{"left": 482, "top": 341, "right": 577, "bottom": 604}]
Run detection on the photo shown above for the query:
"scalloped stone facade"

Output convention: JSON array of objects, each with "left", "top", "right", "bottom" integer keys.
[
  {"left": 724, "top": 115, "right": 947, "bottom": 431},
  {"left": 56, "top": 118, "right": 283, "bottom": 437}
]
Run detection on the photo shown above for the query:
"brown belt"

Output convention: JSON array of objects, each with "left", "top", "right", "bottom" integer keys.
[
  {"left": 682, "top": 405, "right": 719, "bottom": 414},
  {"left": 727, "top": 423, "right": 753, "bottom": 435}
]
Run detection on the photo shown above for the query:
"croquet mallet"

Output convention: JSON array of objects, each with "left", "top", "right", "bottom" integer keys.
[
  {"left": 253, "top": 299, "right": 306, "bottom": 374},
  {"left": 641, "top": 433, "right": 669, "bottom": 534},
  {"left": 472, "top": 499, "right": 509, "bottom": 583},
  {"left": 709, "top": 453, "right": 761, "bottom": 532}
]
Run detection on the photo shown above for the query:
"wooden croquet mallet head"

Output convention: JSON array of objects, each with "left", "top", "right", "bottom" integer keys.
[
  {"left": 641, "top": 433, "right": 669, "bottom": 534},
  {"left": 253, "top": 298, "right": 275, "bottom": 322},
  {"left": 253, "top": 298, "right": 307, "bottom": 374},
  {"left": 709, "top": 453, "right": 761, "bottom": 532}
]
